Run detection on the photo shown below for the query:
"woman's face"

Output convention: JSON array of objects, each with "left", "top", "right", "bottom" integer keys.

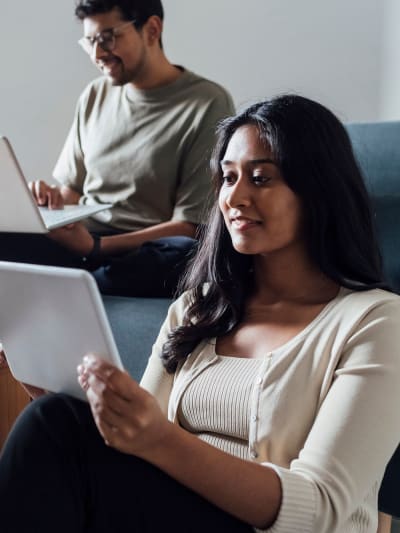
[{"left": 218, "top": 124, "right": 304, "bottom": 257}]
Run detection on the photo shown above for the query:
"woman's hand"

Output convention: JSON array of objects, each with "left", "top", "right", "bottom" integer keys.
[
  {"left": 0, "top": 346, "right": 46, "bottom": 399},
  {"left": 48, "top": 222, "right": 95, "bottom": 257},
  {"left": 78, "top": 354, "right": 171, "bottom": 457}
]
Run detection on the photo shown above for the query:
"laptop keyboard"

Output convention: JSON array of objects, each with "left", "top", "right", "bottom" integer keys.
[{"left": 39, "top": 204, "right": 107, "bottom": 229}]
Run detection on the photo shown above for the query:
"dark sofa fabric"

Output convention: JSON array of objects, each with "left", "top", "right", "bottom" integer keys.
[
  {"left": 102, "top": 295, "right": 171, "bottom": 380},
  {"left": 346, "top": 121, "right": 400, "bottom": 292}
]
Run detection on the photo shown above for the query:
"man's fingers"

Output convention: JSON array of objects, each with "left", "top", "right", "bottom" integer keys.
[
  {"left": 47, "top": 186, "right": 64, "bottom": 209},
  {"left": 29, "top": 180, "right": 63, "bottom": 208},
  {"left": 36, "top": 181, "right": 47, "bottom": 205},
  {"left": 29, "top": 180, "right": 48, "bottom": 205}
]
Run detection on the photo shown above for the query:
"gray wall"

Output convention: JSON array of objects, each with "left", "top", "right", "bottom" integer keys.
[
  {"left": 381, "top": 0, "right": 400, "bottom": 119},
  {"left": 0, "top": 0, "right": 397, "bottom": 180},
  {"left": 164, "top": 0, "right": 384, "bottom": 120}
]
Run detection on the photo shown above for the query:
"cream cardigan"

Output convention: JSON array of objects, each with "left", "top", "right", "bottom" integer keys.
[{"left": 140, "top": 287, "right": 400, "bottom": 533}]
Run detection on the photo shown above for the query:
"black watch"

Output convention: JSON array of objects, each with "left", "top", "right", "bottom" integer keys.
[{"left": 83, "top": 235, "right": 102, "bottom": 263}]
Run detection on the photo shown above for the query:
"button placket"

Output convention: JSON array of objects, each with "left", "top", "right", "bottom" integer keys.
[{"left": 249, "top": 353, "right": 273, "bottom": 461}]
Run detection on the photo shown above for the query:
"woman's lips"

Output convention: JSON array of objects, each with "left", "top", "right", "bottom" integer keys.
[{"left": 230, "top": 217, "right": 261, "bottom": 231}]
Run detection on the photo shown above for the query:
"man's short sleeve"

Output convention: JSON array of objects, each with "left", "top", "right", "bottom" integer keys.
[
  {"left": 52, "top": 88, "right": 90, "bottom": 194},
  {"left": 171, "top": 87, "right": 235, "bottom": 224}
]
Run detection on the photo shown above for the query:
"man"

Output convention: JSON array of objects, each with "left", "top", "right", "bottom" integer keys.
[{"left": 1, "top": 0, "right": 234, "bottom": 296}]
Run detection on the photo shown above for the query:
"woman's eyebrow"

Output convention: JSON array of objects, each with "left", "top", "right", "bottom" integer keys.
[{"left": 220, "top": 158, "right": 277, "bottom": 166}]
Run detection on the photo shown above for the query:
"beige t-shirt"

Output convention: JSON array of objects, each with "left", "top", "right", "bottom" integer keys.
[{"left": 53, "top": 69, "right": 235, "bottom": 232}]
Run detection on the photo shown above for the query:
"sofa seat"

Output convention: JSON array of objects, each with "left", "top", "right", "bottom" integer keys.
[{"left": 102, "top": 295, "right": 171, "bottom": 380}]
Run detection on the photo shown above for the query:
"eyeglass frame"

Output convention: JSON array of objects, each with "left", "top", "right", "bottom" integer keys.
[{"left": 78, "top": 19, "right": 137, "bottom": 55}]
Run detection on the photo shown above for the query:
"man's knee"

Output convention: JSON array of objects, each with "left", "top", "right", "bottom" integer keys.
[{"left": 93, "top": 236, "right": 197, "bottom": 297}]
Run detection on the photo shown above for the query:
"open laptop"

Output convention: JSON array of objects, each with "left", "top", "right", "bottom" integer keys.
[
  {"left": 0, "top": 136, "right": 112, "bottom": 233},
  {"left": 0, "top": 261, "right": 124, "bottom": 401}
]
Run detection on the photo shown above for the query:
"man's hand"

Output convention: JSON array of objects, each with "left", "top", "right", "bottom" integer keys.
[
  {"left": 48, "top": 222, "right": 96, "bottom": 257},
  {"left": 29, "top": 180, "right": 64, "bottom": 209}
]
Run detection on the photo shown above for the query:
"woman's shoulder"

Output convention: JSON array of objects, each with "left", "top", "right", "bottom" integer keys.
[
  {"left": 333, "top": 287, "right": 400, "bottom": 325},
  {"left": 339, "top": 286, "right": 400, "bottom": 307},
  {"left": 166, "top": 285, "right": 211, "bottom": 328},
  {"left": 166, "top": 289, "right": 197, "bottom": 324}
]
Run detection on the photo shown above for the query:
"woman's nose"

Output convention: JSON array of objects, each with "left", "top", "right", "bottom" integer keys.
[{"left": 225, "top": 178, "right": 251, "bottom": 208}]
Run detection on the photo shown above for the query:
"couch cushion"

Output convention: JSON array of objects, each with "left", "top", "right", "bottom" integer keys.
[
  {"left": 346, "top": 121, "right": 400, "bottom": 195},
  {"left": 346, "top": 121, "right": 400, "bottom": 292},
  {"left": 102, "top": 295, "right": 171, "bottom": 380}
]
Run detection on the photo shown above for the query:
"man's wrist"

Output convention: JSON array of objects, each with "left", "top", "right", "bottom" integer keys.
[{"left": 83, "top": 235, "right": 102, "bottom": 263}]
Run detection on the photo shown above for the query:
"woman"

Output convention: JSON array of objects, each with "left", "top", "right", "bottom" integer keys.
[{"left": 1, "top": 95, "right": 399, "bottom": 533}]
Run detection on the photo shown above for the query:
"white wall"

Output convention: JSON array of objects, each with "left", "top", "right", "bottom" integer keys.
[
  {"left": 380, "top": 0, "right": 400, "bottom": 120},
  {"left": 0, "top": 2, "right": 95, "bottom": 180},
  {"left": 164, "top": 0, "right": 383, "bottom": 121},
  {"left": 0, "top": 0, "right": 393, "bottom": 180}
]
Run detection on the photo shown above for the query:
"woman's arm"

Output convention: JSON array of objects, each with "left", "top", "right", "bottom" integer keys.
[
  {"left": 377, "top": 512, "right": 391, "bottom": 533},
  {"left": 80, "top": 296, "right": 400, "bottom": 532},
  {"left": 78, "top": 293, "right": 281, "bottom": 529},
  {"left": 79, "top": 354, "right": 282, "bottom": 529}
]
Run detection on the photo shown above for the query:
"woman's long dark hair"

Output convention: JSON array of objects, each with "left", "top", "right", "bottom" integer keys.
[{"left": 161, "top": 94, "right": 386, "bottom": 372}]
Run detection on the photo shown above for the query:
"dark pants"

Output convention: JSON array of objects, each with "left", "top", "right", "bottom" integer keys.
[
  {"left": 0, "top": 394, "right": 253, "bottom": 533},
  {"left": 379, "top": 443, "right": 400, "bottom": 517},
  {"left": 0, "top": 232, "right": 195, "bottom": 297}
]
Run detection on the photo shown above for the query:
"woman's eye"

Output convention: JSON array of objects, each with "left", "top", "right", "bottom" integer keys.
[
  {"left": 252, "top": 175, "right": 271, "bottom": 185},
  {"left": 222, "top": 174, "right": 236, "bottom": 185}
]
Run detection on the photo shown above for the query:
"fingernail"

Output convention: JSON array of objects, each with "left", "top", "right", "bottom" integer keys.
[{"left": 104, "top": 368, "right": 114, "bottom": 378}]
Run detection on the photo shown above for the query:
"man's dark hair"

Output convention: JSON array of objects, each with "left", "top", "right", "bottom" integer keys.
[
  {"left": 161, "top": 94, "right": 387, "bottom": 373},
  {"left": 75, "top": 0, "right": 164, "bottom": 27}
]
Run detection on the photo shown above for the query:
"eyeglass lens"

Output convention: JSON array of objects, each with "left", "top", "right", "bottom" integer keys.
[
  {"left": 79, "top": 20, "right": 135, "bottom": 55},
  {"left": 82, "top": 30, "right": 115, "bottom": 52}
]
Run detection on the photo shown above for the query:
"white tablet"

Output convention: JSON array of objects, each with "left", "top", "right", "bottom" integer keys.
[{"left": 0, "top": 262, "right": 124, "bottom": 401}]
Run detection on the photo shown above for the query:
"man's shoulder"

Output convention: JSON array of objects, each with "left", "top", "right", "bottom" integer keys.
[
  {"left": 179, "top": 69, "right": 234, "bottom": 109},
  {"left": 183, "top": 70, "right": 229, "bottom": 95},
  {"left": 76, "top": 76, "right": 123, "bottom": 113},
  {"left": 79, "top": 76, "right": 114, "bottom": 98}
]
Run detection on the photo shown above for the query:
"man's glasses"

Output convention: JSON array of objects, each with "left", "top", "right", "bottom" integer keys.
[{"left": 78, "top": 19, "right": 136, "bottom": 55}]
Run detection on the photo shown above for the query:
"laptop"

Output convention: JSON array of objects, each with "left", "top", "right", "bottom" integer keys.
[
  {"left": 0, "top": 261, "right": 124, "bottom": 401},
  {"left": 0, "top": 136, "right": 112, "bottom": 233}
]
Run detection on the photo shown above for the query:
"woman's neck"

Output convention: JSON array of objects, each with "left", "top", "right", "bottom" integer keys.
[{"left": 252, "top": 251, "right": 339, "bottom": 305}]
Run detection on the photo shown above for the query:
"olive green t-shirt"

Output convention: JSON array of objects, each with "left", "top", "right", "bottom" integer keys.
[{"left": 53, "top": 69, "right": 234, "bottom": 232}]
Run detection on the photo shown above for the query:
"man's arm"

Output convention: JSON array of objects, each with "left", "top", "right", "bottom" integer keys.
[
  {"left": 100, "top": 220, "right": 196, "bottom": 255},
  {"left": 60, "top": 185, "right": 81, "bottom": 205},
  {"left": 48, "top": 219, "right": 196, "bottom": 257}
]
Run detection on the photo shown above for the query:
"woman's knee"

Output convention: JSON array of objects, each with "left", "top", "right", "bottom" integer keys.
[{"left": 7, "top": 393, "right": 91, "bottom": 446}]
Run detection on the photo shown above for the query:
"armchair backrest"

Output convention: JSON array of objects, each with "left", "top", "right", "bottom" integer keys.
[{"left": 346, "top": 121, "right": 400, "bottom": 293}]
